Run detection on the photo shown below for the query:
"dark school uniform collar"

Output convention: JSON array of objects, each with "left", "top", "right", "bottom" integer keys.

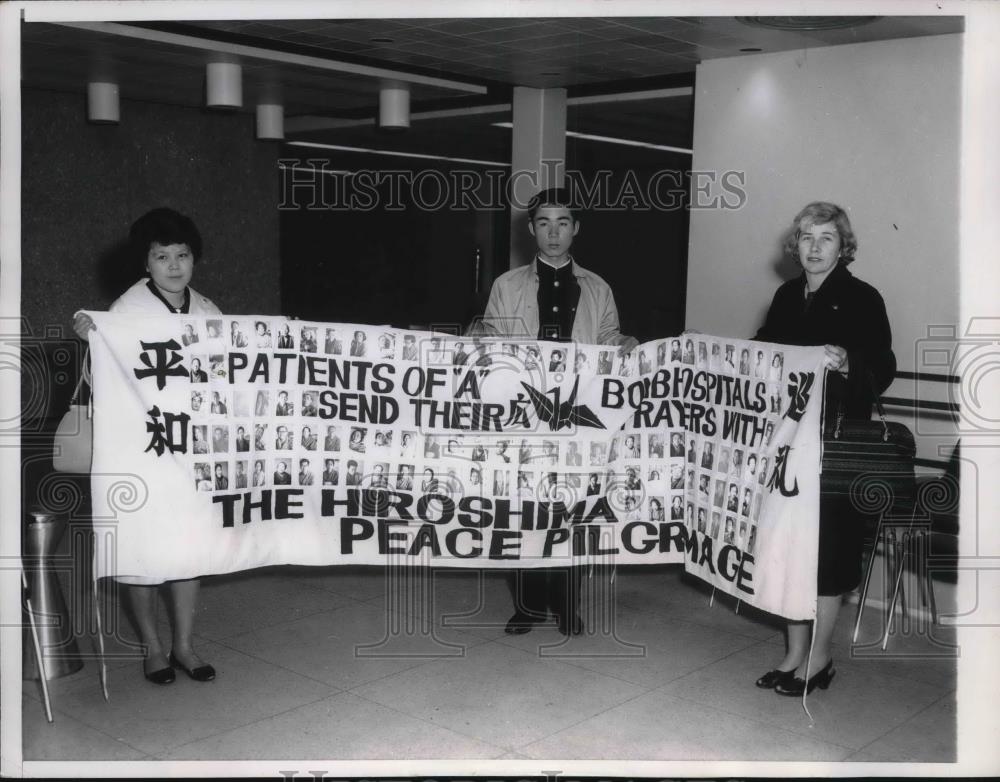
[
  {"left": 146, "top": 278, "right": 191, "bottom": 314},
  {"left": 533, "top": 255, "right": 584, "bottom": 278}
]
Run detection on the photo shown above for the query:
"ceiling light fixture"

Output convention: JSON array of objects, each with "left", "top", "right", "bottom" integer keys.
[
  {"left": 206, "top": 60, "right": 242, "bottom": 109},
  {"left": 378, "top": 80, "right": 410, "bottom": 130},
  {"left": 87, "top": 80, "right": 119, "bottom": 124},
  {"left": 736, "top": 16, "right": 881, "bottom": 31},
  {"left": 256, "top": 103, "right": 284, "bottom": 140}
]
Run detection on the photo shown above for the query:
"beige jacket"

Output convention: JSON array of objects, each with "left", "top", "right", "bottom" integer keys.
[{"left": 476, "top": 259, "right": 634, "bottom": 347}]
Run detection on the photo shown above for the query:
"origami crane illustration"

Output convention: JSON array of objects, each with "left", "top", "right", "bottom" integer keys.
[{"left": 519, "top": 377, "right": 606, "bottom": 431}]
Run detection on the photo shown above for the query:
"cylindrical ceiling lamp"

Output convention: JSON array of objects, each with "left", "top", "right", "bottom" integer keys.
[
  {"left": 87, "top": 81, "right": 119, "bottom": 124},
  {"left": 206, "top": 61, "right": 242, "bottom": 109},
  {"left": 256, "top": 103, "right": 284, "bottom": 140},
  {"left": 379, "top": 81, "right": 410, "bottom": 129}
]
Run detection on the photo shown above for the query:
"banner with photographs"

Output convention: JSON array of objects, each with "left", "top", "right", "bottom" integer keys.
[{"left": 87, "top": 314, "right": 827, "bottom": 620}]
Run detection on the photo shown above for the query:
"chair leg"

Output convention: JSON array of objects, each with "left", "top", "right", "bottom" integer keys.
[
  {"left": 897, "top": 533, "right": 909, "bottom": 623},
  {"left": 926, "top": 548, "right": 939, "bottom": 626},
  {"left": 881, "top": 528, "right": 898, "bottom": 640},
  {"left": 853, "top": 517, "right": 884, "bottom": 643},
  {"left": 916, "top": 533, "right": 930, "bottom": 609},
  {"left": 881, "top": 532, "right": 907, "bottom": 650},
  {"left": 22, "top": 570, "right": 54, "bottom": 723}
]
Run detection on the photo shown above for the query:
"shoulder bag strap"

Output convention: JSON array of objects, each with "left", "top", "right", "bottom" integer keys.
[
  {"left": 69, "top": 349, "right": 91, "bottom": 405},
  {"left": 866, "top": 368, "right": 890, "bottom": 441}
]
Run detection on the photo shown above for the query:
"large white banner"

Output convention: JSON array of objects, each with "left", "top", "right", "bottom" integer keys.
[{"left": 87, "top": 313, "right": 826, "bottom": 620}]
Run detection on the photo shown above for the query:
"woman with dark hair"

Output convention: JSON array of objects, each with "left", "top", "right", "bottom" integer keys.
[
  {"left": 421, "top": 468, "right": 438, "bottom": 493},
  {"left": 350, "top": 330, "right": 367, "bottom": 357},
  {"left": 255, "top": 320, "right": 272, "bottom": 348},
  {"left": 74, "top": 207, "right": 218, "bottom": 686},
  {"left": 753, "top": 201, "right": 895, "bottom": 697},
  {"left": 79, "top": 208, "right": 211, "bottom": 316}
]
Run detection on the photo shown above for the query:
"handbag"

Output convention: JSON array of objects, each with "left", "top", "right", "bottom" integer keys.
[
  {"left": 821, "top": 373, "right": 916, "bottom": 511},
  {"left": 52, "top": 352, "right": 93, "bottom": 473}
]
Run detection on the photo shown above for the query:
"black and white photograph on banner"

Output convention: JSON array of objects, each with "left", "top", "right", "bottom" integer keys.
[{"left": 2, "top": 0, "right": 999, "bottom": 779}]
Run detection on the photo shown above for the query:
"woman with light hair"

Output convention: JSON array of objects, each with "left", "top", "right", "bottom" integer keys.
[{"left": 752, "top": 201, "right": 895, "bottom": 697}]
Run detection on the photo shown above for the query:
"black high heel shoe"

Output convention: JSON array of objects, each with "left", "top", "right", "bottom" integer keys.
[
  {"left": 755, "top": 668, "right": 796, "bottom": 689},
  {"left": 775, "top": 659, "right": 835, "bottom": 696},
  {"left": 144, "top": 664, "right": 176, "bottom": 685},
  {"left": 168, "top": 652, "right": 216, "bottom": 682}
]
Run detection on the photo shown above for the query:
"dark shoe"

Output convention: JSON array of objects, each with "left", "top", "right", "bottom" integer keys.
[
  {"left": 504, "top": 612, "right": 538, "bottom": 635},
  {"left": 775, "top": 659, "right": 835, "bottom": 696},
  {"left": 169, "top": 652, "right": 216, "bottom": 682},
  {"left": 144, "top": 665, "right": 176, "bottom": 685},
  {"left": 755, "top": 668, "right": 796, "bottom": 689},
  {"left": 557, "top": 613, "right": 584, "bottom": 636}
]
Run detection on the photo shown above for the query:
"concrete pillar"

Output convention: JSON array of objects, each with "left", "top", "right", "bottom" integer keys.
[{"left": 508, "top": 86, "right": 567, "bottom": 269}]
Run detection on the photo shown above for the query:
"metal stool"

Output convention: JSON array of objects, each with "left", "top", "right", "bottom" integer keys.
[{"left": 23, "top": 510, "right": 84, "bottom": 722}]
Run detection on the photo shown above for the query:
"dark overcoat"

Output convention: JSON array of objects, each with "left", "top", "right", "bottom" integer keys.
[{"left": 754, "top": 261, "right": 896, "bottom": 595}]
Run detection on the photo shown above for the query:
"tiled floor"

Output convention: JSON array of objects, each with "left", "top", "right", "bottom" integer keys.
[{"left": 21, "top": 565, "right": 957, "bottom": 763}]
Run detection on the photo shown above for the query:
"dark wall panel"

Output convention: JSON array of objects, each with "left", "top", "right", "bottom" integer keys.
[
  {"left": 21, "top": 88, "right": 281, "bottom": 331},
  {"left": 279, "top": 153, "right": 503, "bottom": 332},
  {"left": 563, "top": 140, "right": 690, "bottom": 343},
  {"left": 20, "top": 88, "right": 282, "bottom": 420}
]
